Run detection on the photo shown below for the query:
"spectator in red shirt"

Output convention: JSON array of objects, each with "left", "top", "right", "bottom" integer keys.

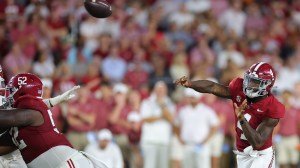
[
  {"left": 80, "top": 62, "right": 101, "bottom": 92},
  {"left": 276, "top": 90, "right": 300, "bottom": 168},
  {"left": 2, "top": 0, "right": 24, "bottom": 27},
  {"left": 121, "top": 17, "right": 142, "bottom": 41},
  {"left": 189, "top": 36, "right": 215, "bottom": 68},
  {"left": 245, "top": 3, "right": 267, "bottom": 32},
  {"left": 47, "top": 5, "right": 67, "bottom": 44},
  {"left": 66, "top": 84, "right": 97, "bottom": 151},
  {"left": 53, "top": 61, "right": 76, "bottom": 95},
  {"left": 108, "top": 83, "right": 131, "bottom": 166},
  {"left": 93, "top": 81, "right": 114, "bottom": 131},
  {"left": 3, "top": 42, "right": 31, "bottom": 80},
  {"left": 119, "top": 38, "right": 134, "bottom": 62},
  {"left": 127, "top": 111, "right": 143, "bottom": 168},
  {"left": 124, "top": 60, "right": 149, "bottom": 90},
  {"left": 10, "top": 16, "right": 38, "bottom": 60},
  {"left": 127, "top": 89, "right": 143, "bottom": 168},
  {"left": 93, "top": 34, "right": 112, "bottom": 59}
]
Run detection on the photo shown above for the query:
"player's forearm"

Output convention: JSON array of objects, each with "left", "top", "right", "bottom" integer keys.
[
  {"left": 189, "top": 80, "right": 231, "bottom": 99},
  {"left": 189, "top": 80, "right": 214, "bottom": 93},
  {"left": 241, "top": 120, "right": 264, "bottom": 149}
]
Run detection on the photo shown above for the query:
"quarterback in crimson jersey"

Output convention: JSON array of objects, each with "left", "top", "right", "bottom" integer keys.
[
  {"left": 0, "top": 73, "right": 107, "bottom": 168},
  {"left": 175, "top": 62, "right": 285, "bottom": 168}
]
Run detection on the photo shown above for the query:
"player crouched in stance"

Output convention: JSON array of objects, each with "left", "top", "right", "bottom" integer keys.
[
  {"left": 175, "top": 62, "right": 285, "bottom": 168},
  {"left": 0, "top": 73, "right": 106, "bottom": 168}
]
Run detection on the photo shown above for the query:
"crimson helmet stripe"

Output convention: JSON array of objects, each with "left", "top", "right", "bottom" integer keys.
[{"left": 253, "top": 62, "right": 266, "bottom": 73}]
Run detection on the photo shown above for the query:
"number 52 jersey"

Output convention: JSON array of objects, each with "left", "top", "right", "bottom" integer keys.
[
  {"left": 9, "top": 95, "right": 72, "bottom": 164},
  {"left": 229, "top": 78, "right": 285, "bottom": 151}
]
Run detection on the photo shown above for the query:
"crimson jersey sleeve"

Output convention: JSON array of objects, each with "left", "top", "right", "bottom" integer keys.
[
  {"left": 228, "top": 77, "right": 246, "bottom": 105},
  {"left": 229, "top": 78, "right": 240, "bottom": 96},
  {"left": 265, "top": 96, "right": 285, "bottom": 119}
]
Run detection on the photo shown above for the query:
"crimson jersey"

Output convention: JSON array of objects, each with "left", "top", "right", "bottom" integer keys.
[
  {"left": 9, "top": 95, "right": 72, "bottom": 163},
  {"left": 229, "top": 78, "right": 285, "bottom": 151}
]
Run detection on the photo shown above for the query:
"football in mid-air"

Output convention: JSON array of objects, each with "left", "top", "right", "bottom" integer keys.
[{"left": 84, "top": 0, "right": 112, "bottom": 18}]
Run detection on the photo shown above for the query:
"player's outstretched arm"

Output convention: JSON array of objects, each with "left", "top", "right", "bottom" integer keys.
[
  {"left": 43, "top": 85, "right": 80, "bottom": 108},
  {"left": 174, "top": 76, "right": 232, "bottom": 99},
  {"left": 234, "top": 101, "right": 279, "bottom": 149},
  {"left": 0, "top": 109, "right": 43, "bottom": 128}
]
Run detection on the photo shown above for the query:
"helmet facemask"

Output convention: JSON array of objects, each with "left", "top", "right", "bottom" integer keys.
[
  {"left": 5, "top": 86, "right": 18, "bottom": 108},
  {"left": 243, "top": 73, "right": 272, "bottom": 98},
  {"left": 0, "top": 78, "right": 13, "bottom": 109}
]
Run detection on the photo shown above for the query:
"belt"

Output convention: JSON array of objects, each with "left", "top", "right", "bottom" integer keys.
[{"left": 233, "top": 146, "right": 273, "bottom": 157}]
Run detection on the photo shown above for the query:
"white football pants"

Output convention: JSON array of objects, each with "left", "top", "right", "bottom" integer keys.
[
  {"left": 0, "top": 149, "right": 27, "bottom": 168},
  {"left": 234, "top": 146, "right": 275, "bottom": 168}
]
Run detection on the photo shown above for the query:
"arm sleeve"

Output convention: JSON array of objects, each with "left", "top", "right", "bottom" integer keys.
[
  {"left": 43, "top": 99, "right": 52, "bottom": 108},
  {"left": 228, "top": 78, "right": 238, "bottom": 93},
  {"left": 265, "top": 103, "right": 285, "bottom": 119},
  {"left": 228, "top": 77, "right": 240, "bottom": 100},
  {"left": 43, "top": 96, "right": 63, "bottom": 108}
]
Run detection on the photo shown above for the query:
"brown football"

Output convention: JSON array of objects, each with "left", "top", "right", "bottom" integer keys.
[{"left": 84, "top": 0, "right": 112, "bottom": 18}]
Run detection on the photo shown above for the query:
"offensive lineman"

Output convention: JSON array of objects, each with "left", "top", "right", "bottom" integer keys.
[
  {"left": 0, "top": 66, "right": 80, "bottom": 168},
  {"left": 0, "top": 73, "right": 106, "bottom": 168}
]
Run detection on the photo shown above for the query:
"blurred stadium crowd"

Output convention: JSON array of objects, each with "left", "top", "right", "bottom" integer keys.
[{"left": 1, "top": 0, "right": 300, "bottom": 168}]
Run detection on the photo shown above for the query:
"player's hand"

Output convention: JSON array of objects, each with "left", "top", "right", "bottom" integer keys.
[
  {"left": 61, "top": 85, "right": 80, "bottom": 101},
  {"left": 234, "top": 99, "right": 247, "bottom": 120},
  {"left": 174, "top": 76, "right": 192, "bottom": 88}
]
